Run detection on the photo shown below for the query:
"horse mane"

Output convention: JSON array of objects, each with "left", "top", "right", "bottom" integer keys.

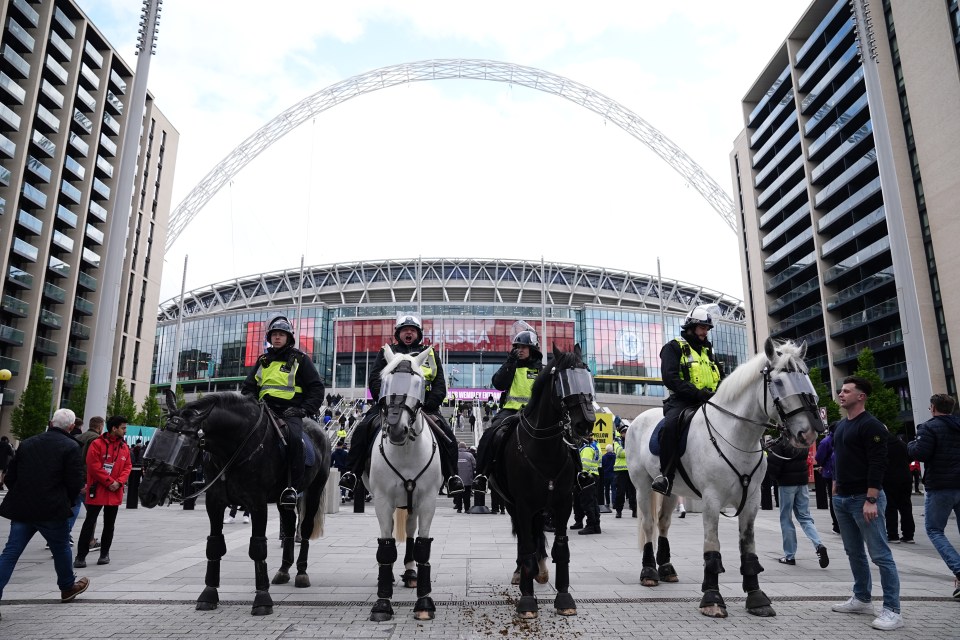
[
  {"left": 525, "top": 349, "right": 581, "bottom": 414},
  {"left": 185, "top": 391, "right": 249, "bottom": 413},
  {"left": 713, "top": 339, "right": 806, "bottom": 403},
  {"left": 379, "top": 351, "right": 416, "bottom": 378}
]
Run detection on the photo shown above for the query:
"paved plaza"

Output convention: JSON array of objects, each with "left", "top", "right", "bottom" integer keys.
[{"left": 0, "top": 490, "right": 956, "bottom": 639}]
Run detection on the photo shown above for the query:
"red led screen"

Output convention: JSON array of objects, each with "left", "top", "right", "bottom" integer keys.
[{"left": 244, "top": 317, "right": 315, "bottom": 367}]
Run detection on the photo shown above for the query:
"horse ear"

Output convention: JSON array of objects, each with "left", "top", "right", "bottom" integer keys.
[
  {"left": 574, "top": 343, "right": 583, "bottom": 359},
  {"left": 553, "top": 343, "right": 562, "bottom": 360},
  {"left": 797, "top": 340, "right": 808, "bottom": 361},
  {"left": 763, "top": 337, "right": 776, "bottom": 361},
  {"left": 383, "top": 344, "right": 395, "bottom": 362},
  {"left": 164, "top": 389, "right": 177, "bottom": 414},
  {"left": 413, "top": 348, "right": 431, "bottom": 369}
]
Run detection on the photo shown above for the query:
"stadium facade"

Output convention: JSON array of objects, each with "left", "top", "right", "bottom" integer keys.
[{"left": 152, "top": 258, "right": 748, "bottom": 418}]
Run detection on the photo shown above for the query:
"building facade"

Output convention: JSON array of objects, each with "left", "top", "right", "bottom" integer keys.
[
  {"left": 731, "top": 0, "right": 960, "bottom": 427},
  {"left": 0, "top": 0, "right": 178, "bottom": 436},
  {"left": 152, "top": 258, "right": 748, "bottom": 418}
]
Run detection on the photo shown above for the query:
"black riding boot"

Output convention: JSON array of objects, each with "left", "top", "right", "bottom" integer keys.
[
  {"left": 652, "top": 427, "right": 678, "bottom": 497},
  {"left": 340, "top": 417, "right": 373, "bottom": 491},
  {"left": 281, "top": 417, "right": 304, "bottom": 507}
]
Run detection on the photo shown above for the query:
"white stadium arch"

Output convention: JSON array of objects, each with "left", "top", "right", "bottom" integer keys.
[{"left": 166, "top": 59, "right": 736, "bottom": 251}]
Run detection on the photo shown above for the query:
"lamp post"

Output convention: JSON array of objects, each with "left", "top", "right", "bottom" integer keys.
[{"left": 0, "top": 368, "right": 11, "bottom": 430}]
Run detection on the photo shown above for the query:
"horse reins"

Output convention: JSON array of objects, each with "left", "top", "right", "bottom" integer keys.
[{"left": 378, "top": 413, "right": 438, "bottom": 512}]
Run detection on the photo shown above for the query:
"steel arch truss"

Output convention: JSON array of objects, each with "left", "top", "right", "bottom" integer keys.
[
  {"left": 158, "top": 257, "right": 744, "bottom": 325},
  {"left": 166, "top": 59, "right": 736, "bottom": 250}
]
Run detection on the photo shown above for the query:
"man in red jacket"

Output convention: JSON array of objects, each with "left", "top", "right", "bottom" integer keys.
[{"left": 74, "top": 416, "right": 132, "bottom": 568}]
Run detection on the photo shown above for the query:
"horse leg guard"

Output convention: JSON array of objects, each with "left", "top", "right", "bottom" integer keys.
[
  {"left": 376, "top": 538, "right": 397, "bottom": 599},
  {"left": 740, "top": 553, "right": 774, "bottom": 617},
  {"left": 370, "top": 597, "right": 394, "bottom": 622},
  {"left": 554, "top": 591, "right": 576, "bottom": 616},
  {"left": 249, "top": 536, "right": 268, "bottom": 562},
  {"left": 252, "top": 589, "right": 274, "bottom": 616},
  {"left": 203, "top": 535, "right": 227, "bottom": 588},
  {"left": 699, "top": 551, "right": 727, "bottom": 618},
  {"left": 294, "top": 540, "right": 311, "bottom": 588},
  {"left": 657, "top": 536, "right": 678, "bottom": 582},
  {"left": 272, "top": 536, "right": 294, "bottom": 584},
  {"left": 196, "top": 586, "right": 219, "bottom": 611},
  {"left": 551, "top": 535, "right": 570, "bottom": 593},
  {"left": 414, "top": 537, "right": 433, "bottom": 599},
  {"left": 401, "top": 538, "right": 417, "bottom": 588},
  {"left": 517, "top": 594, "right": 539, "bottom": 618},
  {"left": 745, "top": 589, "right": 775, "bottom": 617},
  {"left": 640, "top": 541, "right": 659, "bottom": 586},
  {"left": 699, "top": 588, "right": 727, "bottom": 618}
]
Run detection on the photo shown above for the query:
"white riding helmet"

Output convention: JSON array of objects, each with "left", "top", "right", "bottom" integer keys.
[
  {"left": 682, "top": 304, "right": 717, "bottom": 330},
  {"left": 394, "top": 312, "right": 423, "bottom": 342}
]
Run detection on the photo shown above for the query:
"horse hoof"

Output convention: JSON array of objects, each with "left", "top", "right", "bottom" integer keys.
[
  {"left": 662, "top": 575, "right": 679, "bottom": 583},
  {"left": 641, "top": 578, "right": 659, "bottom": 587},
  {"left": 271, "top": 571, "right": 290, "bottom": 585},
  {"left": 556, "top": 608, "right": 577, "bottom": 616},
  {"left": 535, "top": 571, "right": 550, "bottom": 585},
  {"left": 517, "top": 610, "right": 538, "bottom": 620},
  {"left": 370, "top": 598, "right": 394, "bottom": 622},
  {"left": 251, "top": 605, "right": 273, "bottom": 616},
  {"left": 370, "top": 612, "right": 393, "bottom": 622},
  {"left": 413, "top": 609, "right": 435, "bottom": 621},
  {"left": 511, "top": 570, "right": 521, "bottom": 585},
  {"left": 747, "top": 605, "right": 776, "bottom": 617},
  {"left": 401, "top": 569, "right": 418, "bottom": 588},
  {"left": 196, "top": 602, "right": 217, "bottom": 611},
  {"left": 699, "top": 605, "right": 728, "bottom": 618},
  {"left": 294, "top": 574, "right": 311, "bottom": 588}
]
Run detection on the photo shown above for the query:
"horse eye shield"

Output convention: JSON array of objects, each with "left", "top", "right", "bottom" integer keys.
[
  {"left": 379, "top": 371, "right": 425, "bottom": 412},
  {"left": 555, "top": 368, "right": 595, "bottom": 400},
  {"left": 143, "top": 428, "right": 200, "bottom": 471},
  {"left": 769, "top": 371, "right": 819, "bottom": 419}
]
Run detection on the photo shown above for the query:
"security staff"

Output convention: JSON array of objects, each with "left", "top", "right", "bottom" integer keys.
[
  {"left": 241, "top": 315, "right": 324, "bottom": 507},
  {"left": 576, "top": 436, "right": 602, "bottom": 535},
  {"left": 339, "top": 314, "right": 464, "bottom": 496},
  {"left": 651, "top": 305, "right": 723, "bottom": 496},
  {"left": 613, "top": 425, "right": 636, "bottom": 518}
]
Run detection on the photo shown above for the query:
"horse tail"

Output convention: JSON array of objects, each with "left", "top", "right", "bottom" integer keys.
[
  {"left": 393, "top": 507, "right": 408, "bottom": 542},
  {"left": 307, "top": 484, "right": 326, "bottom": 540}
]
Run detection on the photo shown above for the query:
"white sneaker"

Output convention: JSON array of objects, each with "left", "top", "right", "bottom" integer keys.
[
  {"left": 242, "top": 515, "right": 250, "bottom": 524},
  {"left": 871, "top": 608, "right": 904, "bottom": 630},
  {"left": 831, "top": 596, "right": 875, "bottom": 615},
  {"left": 223, "top": 516, "right": 235, "bottom": 524}
]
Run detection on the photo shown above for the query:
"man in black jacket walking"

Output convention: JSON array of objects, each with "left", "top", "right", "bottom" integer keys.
[{"left": 0, "top": 408, "right": 90, "bottom": 614}]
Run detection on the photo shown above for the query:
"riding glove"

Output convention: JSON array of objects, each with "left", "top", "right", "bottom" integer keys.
[{"left": 283, "top": 407, "right": 306, "bottom": 418}]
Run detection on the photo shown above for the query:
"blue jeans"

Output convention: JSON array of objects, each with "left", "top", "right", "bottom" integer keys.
[
  {"left": 924, "top": 488, "right": 960, "bottom": 578},
  {"left": 833, "top": 491, "right": 900, "bottom": 613},
  {"left": 0, "top": 519, "right": 77, "bottom": 599},
  {"left": 778, "top": 484, "right": 823, "bottom": 558},
  {"left": 66, "top": 493, "right": 83, "bottom": 536}
]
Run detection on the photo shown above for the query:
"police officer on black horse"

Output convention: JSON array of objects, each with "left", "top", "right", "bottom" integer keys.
[
  {"left": 651, "top": 304, "right": 723, "bottom": 496},
  {"left": 241, "top": 315, "right": 325, "bottom": 507},
  {"left": 339, "top": 313, "right": 465, "bottom": 496}
]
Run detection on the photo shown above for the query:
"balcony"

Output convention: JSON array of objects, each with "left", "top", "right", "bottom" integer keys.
[
  {"left": 0, "top": 324, "right": 25, "bottom": 346},
  {"left": 1, "top": 294, "right": 28, "bottom": 317},
  {"left": 832, "top": 330, "right": 903, "bottom": 364},
  {"left": 825, "top": 269, "right": 895, "bottom": 311},
  {"left": 77, "top": 271, "right": 97, "bottom": 292},
  {"left": 74, "top": 296, "right": 94, "bottom": 316},
  {"left": 34, "top": 336, "right": 58, "bottom": 355},
  {"left": 769, "top": 302, "right": 823, "bottom": 336},
  {"left": 70, "top": 321, "right": 91, "bottom": 340},
  {"left": 39, "top": 309, "right": 63, "bottom": 329},
  {"left": 0, "top": 355, "right": 20, "bottom": 376},
  {"left": 66, "top": 346, "right": 87, "bottom": 364},
  {"left": 43, "top": 282, "right": 66, "bottom": 304},
  {"left": 7, "top": 266, "right": 33, "bottom": 289},
  {"left": 830, "top": 299, "right": 899, "bottom": 336},
  {"left": 769, "top": 276, "right": 820, "bottom": 314},
  {"left": 64, "top": 371, "right": 82, "bottom": 386}
]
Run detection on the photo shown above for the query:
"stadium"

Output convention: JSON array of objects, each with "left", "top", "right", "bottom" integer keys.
[{"left": 151, "top": 257, "right": 748, "bottom": 417}]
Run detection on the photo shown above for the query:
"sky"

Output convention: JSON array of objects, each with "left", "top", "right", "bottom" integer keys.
[{"left": 75, "top": 1, "right": 811, "bottom": 304}]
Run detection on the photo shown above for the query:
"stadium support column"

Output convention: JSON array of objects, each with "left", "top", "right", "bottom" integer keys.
[{"left": 84, "top": 0, "right": 163, "bottom": 421}]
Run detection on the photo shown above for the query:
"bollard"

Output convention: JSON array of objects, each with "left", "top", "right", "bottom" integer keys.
[
  {"left": 353, "top": 477, "right": 366, "bottom": 513},
  {"left": 468, "top": 485, "right": 491, "bottom": 514}
]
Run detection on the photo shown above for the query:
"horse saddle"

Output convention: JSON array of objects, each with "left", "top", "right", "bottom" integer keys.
[
  {"left": 650, "top": 406, "right": 698, "bottom": 459},
  {"left": 266, "top": 409, "right": 316, "bottom": 468},
  {"left": 479, "top": 413, "right": 520, "bottom": 475}
]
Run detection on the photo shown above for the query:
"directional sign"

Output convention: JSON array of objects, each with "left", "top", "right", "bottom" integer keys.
[{"left": 593, "top": 412, "right": 615, "bottom": 449}]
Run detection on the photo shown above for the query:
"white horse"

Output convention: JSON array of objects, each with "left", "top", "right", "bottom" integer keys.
[
  {"left": 363, "top": 346, "right": 444, "bottom": 622},
  {"left": 626, "top": 337, "right": 823, "bottom": 618}
]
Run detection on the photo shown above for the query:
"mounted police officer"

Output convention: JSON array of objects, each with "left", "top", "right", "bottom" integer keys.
[
  {"left": 241, "top": 315, "right": 324, "bottom": 507},
  {"left": 339, "top": 313, "right": 465, "bottom": 496},
  {"left": 651, "top": 304, "right": 723, "bottom": 496}
]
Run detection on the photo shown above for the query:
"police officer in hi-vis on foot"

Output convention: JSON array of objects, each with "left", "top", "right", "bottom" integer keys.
[
  {"left": 241, "top": 316, "right": 325, "bottom": 507},
  {"left": 339, "top": 314, "right": 465, "bottom": 496},
  {"left": 651, "top": 305, "right": 723, "bottom": 497}
]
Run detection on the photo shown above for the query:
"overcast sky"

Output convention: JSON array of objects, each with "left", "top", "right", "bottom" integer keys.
[{"left": 76, "top": 1, "right": 810, "bottom": 304}]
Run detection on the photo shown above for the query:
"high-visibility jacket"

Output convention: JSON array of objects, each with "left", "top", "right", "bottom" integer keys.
[
  {"left": 613, "top": 442, "right": 628, "bottom": 472},
  {"left": 502, "top": 367, "right": 538, "bottom": 410},
  {"left": 580, "top": 444, "right": 600, "bottom": 476},
  {"left": 674, "top": 337, "right": 721, "bottom": 392},
  {"left": 255, "top": 357, "right": 302, "bottom": 401}
]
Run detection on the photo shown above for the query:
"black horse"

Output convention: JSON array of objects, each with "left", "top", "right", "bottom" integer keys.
[
  {"left": 487, "top": 345, "right": 596, "bottom": 619},
  {"left": 139, "top": 390, "right": 331, "bottom": 616}
]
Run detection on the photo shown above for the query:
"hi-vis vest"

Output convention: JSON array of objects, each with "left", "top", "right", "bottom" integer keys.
[
  {"left": 674, "top": 337, "right": 721, "bottom": 392},
  {"left": 419, "top": 347, "right": 438, "bottom": 389},
  {"left": 580, "top": 444, "right": 600, "bottom": 475},
  {"left": 502, "top": 367, "right": 537, "bottom": 410},
  {"left": 613, "top": 442, "right": 628, "bottom": 472},
  {"left": 255, "top": 355, "right": 302, "bottom": 401}
]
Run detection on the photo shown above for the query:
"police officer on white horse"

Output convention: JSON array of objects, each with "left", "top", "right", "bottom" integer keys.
[
  {"left": 340, "top": 314, "right": 464, "bottom": 496},
  {"left": 241, "top": 315, "right": 325, "bottom": 507},
  {"left": 651, "top": 305, "right": 724, "bottom": 496}
]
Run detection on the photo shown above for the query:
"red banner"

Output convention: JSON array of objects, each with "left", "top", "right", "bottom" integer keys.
[
  {"left": 244, "top": 318, "right": 315, "bottom": 367},
  {"left": 335, "top": 318, "right": 574, "bottom": 353}
]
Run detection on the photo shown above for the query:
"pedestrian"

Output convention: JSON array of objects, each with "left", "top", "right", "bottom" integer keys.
[
  {"left": 767, "top": 439, "right": 829, "bottom": 568},
  {"left": 0, "top": 408, "right": 90, "bottom": 614},
  {"left": 69, "top": 416, "right": 105, "bottom": 550},
  {"left": 455, "top": 443, "right": 476, "bottom": 513},
  {"left": 882, "top": 433, "right": 915, "bottom": 544},
  {"left": 575, "top": 436, "right": 601, "bottom": 535},
  {"left": 223, "top": 505, "right": 250, "bottom": 524},
  {"left": 830, "top": 376, "right": 903, "bottom": 631},
  {"left": 74, "top": 416, "right": 132, "bottom": 568},
  {"left": 0, "top": 436, "right": 14, "bottom": 488},
  {"left": 908, "top": 393, "right": 960, "bottom": 600},
  {"left": 815, "top": 423, "right": 840, "bottom": 533},
  {"left": 909, "top": 459, "right": 922, "bottom": 495},
  {"left": 613, "top": 426, "right": 636, "bottom": 518},
  {"left": 601, "top": 444, "right": 615, "bottom": 507}
]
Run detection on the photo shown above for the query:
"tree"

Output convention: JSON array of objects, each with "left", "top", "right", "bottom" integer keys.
[
  {"left": 174, "top": 385, "right": 186, "bottom": 409},
  {"left": 136, "top": 392, "right": 164, "bottom": 428},
  {"left": 106, "top": 379, "right": 137, "bottom": 420},
  {"left": 10, "top": 362, "right": 52, "bottom": 441},
  {"left": 68, "top": 369, "right": 89, "bottom": 420},
  {"left": 809, "top": 367, "right": 841, "bottom": 425},
  {"left": 853, "top": 348, "right": 902, "bottom": 433}
]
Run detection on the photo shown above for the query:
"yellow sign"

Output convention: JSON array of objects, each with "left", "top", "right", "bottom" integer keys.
[{"left": 592, "top": 412, "right": 615, "bottom": 449}]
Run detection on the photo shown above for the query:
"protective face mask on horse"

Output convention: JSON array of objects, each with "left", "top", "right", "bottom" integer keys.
[
  {"left": 554, "top": 368, "right": 595, "bottom": 402},
  {"left": 769, "top": 371, "right": 818, "bottom": 420},
  {"left": 143, "top": 429, "right": 200, "bottom": 471},
  {"left": 379, "top": 370, "right": 425, "bottom": 414}
]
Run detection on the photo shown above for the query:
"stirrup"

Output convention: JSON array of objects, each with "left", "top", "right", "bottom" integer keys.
[
  {"left": 473, "top": 474, "right": 488, "bottom": 494},
  {"left": 279, "top": 487, "right": 298, "bottom": 508},
  {"left": 576, "top": 472, "right": 595, "bottom": 490},
  {"left": 651, "top": 474, "right": 672, "bottom": 497},
  {"left": 447, "top": 475, "right": 465, "bottom": 496},
  {"left": 339, "top": 471, "right": 357, "bottom": 491}
]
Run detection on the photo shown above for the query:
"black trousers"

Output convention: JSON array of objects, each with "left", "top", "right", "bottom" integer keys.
[
  {"left": 614, "top": 471, "right": 636, "bottom": 512},
  {"left": 884, "top": 486, "right": 915, "bottom": 541},
  {"left": 579, "top": 480, "right": 600, "bottom": 527},
  {"left": 77, "top": 504, "right": 118, "bottom": 559},
  {"left": 347, "top": 409, "right": 458, "bottom": 479}
]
